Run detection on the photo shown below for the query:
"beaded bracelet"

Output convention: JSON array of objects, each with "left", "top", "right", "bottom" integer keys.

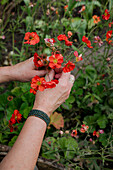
[{"left": 28, "top": 109, "right": 50, "bottom": 126}]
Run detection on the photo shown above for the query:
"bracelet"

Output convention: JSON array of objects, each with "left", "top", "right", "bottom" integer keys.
[{"left": 28, "top": 109, "right": 50, "bottom": 126}]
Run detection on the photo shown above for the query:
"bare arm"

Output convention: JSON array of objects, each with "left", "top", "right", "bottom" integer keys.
[{"left": 0, "top": 70, "right": 74, "bottom": 170}]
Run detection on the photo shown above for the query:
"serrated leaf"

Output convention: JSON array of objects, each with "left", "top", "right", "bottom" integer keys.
[{"left": 49, "top": 112, "right": 64, "bottom": 129}]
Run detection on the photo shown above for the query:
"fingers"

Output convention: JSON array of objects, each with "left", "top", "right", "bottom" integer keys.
[
  {"left": 32, "top": 70, "right": 48, "bottom": 77},
  {"left": 59, "top": 72, "right": 71, "bottom": 84},
  {"left": 54, "top": 73, "right": 62, "bottom": 79},
  {"left": 45, "top": 69, "right": 55, "bottom": 82},
  {"left": 68, "top": 74, "right": 75, "bottom": 91}
]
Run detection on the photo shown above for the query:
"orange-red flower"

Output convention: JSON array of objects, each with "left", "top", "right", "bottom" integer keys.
[
  {"left": 109, "top": 22, "right": 113, "bottom": 27},
  {"left": 45, "top": 79, "right": 59, "bottom": 88},
  {"left": 102, "top": 9, "right": 110, "bottom": 20},
  {"left": 93, "top": 130, "right": 99, "bottom": 138},
  {"left": 106, "top": 30, "right": 112, "bottom": 44},
  {"left": 64, "top": 5, "right": 68, "bottom": 11},
  {"left": 33, "top": 52, "right": 44, "bottom": 68},
  {"left": 82, "top": 36, "right": 93, "bottom": 48},
  {"left": 80, "top": 124, "right": 89, "bottom": 133},
  {"left": 9, "top": 110, "right": 22, "bottom": 126},
  {"left": 63, "top": 61, "right": 75, "bottom": 73},
  {"left": 24, "top": 32, "right": 40, "bottom": 45},
  {"left": 71, "top": 130, "right": 77, "bottom": 137},
  {"left": 65, "top": 40, "right": 73, "bottom": 46},
  {"left": 30, "top": 88, "right": 37, "bottom": 95},
  {"left": 93, "top": 15, "right": 100, "bottom": 24},
  {"left": 49, "top": 53, "right": 63, "bottom": 69},
  {"left": 31, "top": 75, "right": 46, "bottom": 91},
  {"left": 57, "top": 34, "right": 68, "bottom": 41}
]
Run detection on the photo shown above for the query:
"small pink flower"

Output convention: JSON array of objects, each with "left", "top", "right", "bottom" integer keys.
[
  {"left": 94, "top": 36, "right": 103, "bottom": 46},
  {"left": 59, "top": 130, "right": 63, "bottom": 135},
  {"left": 44, "top": 38, "right": 56, "bottom": 47},
  {"left": 78, "top": 5, "right": 85, "bottom": 13},
  {"left": 68, "top": 31, "right": 73, "bottom": 38},
  {"left": 89, "top": 138, "right": 93, "bottom": 142},
  {"left": 74, "top": 51, "right": 83, "bottom": 62},
  {"left": 99, "top": 130, "right": 104, "bottom": 134}
]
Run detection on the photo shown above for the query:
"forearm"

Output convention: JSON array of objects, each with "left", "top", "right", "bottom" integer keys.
[
  {"left": 0, "top": 116, "right": 47, "bottom": 170},
  {"left": 0, "top": 66, "right": 15, "bottom": 83}
]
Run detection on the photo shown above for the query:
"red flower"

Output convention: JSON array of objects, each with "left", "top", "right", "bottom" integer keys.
[
  {"left": 57, "top": 34, "right": 68, "bottom": 41},
  {"left": 71, "top": 130, "right": 77, "bottom": 137},
  {"left": 102, "top": 9, "right": 110, "bottom": 20},
  {"left": 109, "top": 22, "right": 113, "bottom": 27},
  {"left": 65, "top": 40, "right": 73, "bottom": 46},
  {"left": 106, "top": 30, "right": 112, "bottom": 44},
  {"left": 24, "top": 32, "right": 40, "bottom": 45},
  {"left": 33, "top": 52, "right": 44, "bottom": 67},
  {"left": 49, "top": 53, "right": 63, "bottom": 69},
  {"left": 63, "top": 61, "right": 75, "bottom": 73},
  {"left": 82, "top": 36, "right": 93, "bottom": 48},
  {"left": 64, "top": 5, "right": 68, "bottom": 11},
  {"left": 30, "top": 88, "right": 37, "bottom": 95},
  {"left": 106, "top": 30, "right": 112, "bottom": 39},
  {"left": 13, "top": 110, "right": 22, "bottom": 123},
  {"left": 31, "top": 75, "right": 46, "bottom": 91},
  {"left": 9, "top": 110, "right": 22, "bottom": 127},
  {"left": 93, "top": 130, "right": 99, "bottom": 138},
  {"left": 45, "top": 79, "right": 59, "bottom": 88},
  {"left": 80, "top": 124, "right": 89, "bottom": 133}
]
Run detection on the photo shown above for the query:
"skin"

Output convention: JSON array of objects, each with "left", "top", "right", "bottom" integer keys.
[
  {"left": 0, "top": 57, "right": 47, "bottom": 83},
  {"left": 0, "top": 58, "right": 75, "bottom": 170}
]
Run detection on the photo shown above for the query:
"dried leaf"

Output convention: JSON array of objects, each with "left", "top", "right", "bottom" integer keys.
[{"left": 49, "top": 112, "right": 64, "bottom": 129}]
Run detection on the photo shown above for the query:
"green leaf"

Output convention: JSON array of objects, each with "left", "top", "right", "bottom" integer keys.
[
  {"left": 99, "top": 133, "right": 107, "bottom": 146},
  {"left": 43, "top": 48, "right": 51, "bottom": 55},
  {"left": 85, "top": 65, "right": 97, "bottom": 83},
  {"left": 66, "top": 95, "right": 75, "bottom": 104},
  {"left": 71, "top": 18, "right": 87, "bottom": 42},
  {"left": 1, "top": 0, "right": 9, "bottom": 5},
  {"left": 88, "top": 18, "right": 96, "bottom": 29},
  {"left": 8, "top": 136, "right": 18, "bottom": 147},
  {"left": 24, "top": 0, "right": 30, "bottom": 6},
  {"left": 11, "top": 87, "right": 22, "bottom": 96},
  {"left": 97, "top": 115, "right": 108, "bottom": 128}
]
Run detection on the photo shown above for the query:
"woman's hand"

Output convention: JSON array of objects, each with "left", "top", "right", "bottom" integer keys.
[
  {"left": 33, "top": 70, "right": 75, "bottom": 117},
  {"left": 0, "top": 57, "right": 47, "bottom": 83},
  {"left": 9, "top": 57, "right": 47, "bottom": 82}
]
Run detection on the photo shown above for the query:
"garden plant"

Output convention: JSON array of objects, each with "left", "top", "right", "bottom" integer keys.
[{"left": 0, "top": 0, "right": 113, "bottom": 169}]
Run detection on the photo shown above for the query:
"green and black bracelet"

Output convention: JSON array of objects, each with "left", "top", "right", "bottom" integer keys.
[{"left": 28, "top": 109, "right": 50, "bottom": 126}]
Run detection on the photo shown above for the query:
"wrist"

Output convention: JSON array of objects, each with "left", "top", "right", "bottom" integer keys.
[{"left": 32, "top": 105, "right": 51, "bottom": 117}]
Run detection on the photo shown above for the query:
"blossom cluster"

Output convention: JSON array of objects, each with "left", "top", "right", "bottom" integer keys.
[
  {"left": 71, "top": 124, "right": 104, "bottom": 144},
  {"left": 9, "top": 110, "right": 22, "bottom": 132},
  {"left": 24, "top": 32, "right": 77, "bottom": 94},
  {"left": 23, "top": 8, "right": 112, "bottom": 94}
]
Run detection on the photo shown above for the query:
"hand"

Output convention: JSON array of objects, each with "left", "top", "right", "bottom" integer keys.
[
  {"left": 33, "top": 70, "right": 75, "bottom": 117},
  {"left": 9, "top": 57, "right": 47, "bottom": 82}
]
